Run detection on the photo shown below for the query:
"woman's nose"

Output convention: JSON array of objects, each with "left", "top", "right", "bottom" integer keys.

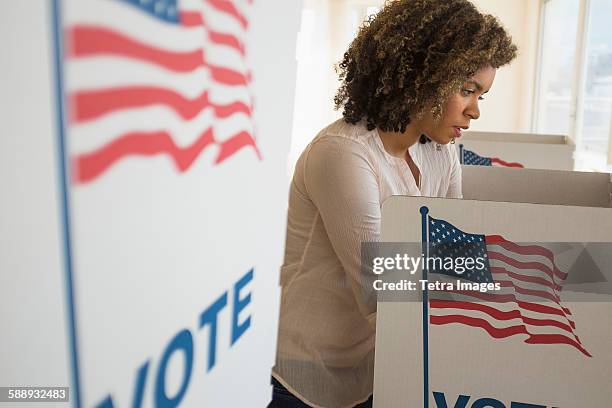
[{"left": 465, "top": 101, "right": 480, "bottom": 120}]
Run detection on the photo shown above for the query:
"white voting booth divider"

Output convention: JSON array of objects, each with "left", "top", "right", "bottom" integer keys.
[
  {"left": 458, "top": 131, "right": 575, "bottom": 171},
  {"left": 462, "top": 165, "right": 612, "bottom": 207},
  {"left": 1, "top": 1, "right": 301, "bottom": 407},
  {"left": 374, "top": 168, "right": 612, "bottom": 406}
]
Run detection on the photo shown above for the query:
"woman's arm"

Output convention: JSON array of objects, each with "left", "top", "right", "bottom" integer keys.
[{"left": 304, "top": 136, "right": 380, "bottom": 328}]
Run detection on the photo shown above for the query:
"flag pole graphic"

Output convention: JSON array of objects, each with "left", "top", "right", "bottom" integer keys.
[
  {"left": 459, "top": 144, "right": 464, "bottom": 164},
  {"left": 419, "top": 206, "right": 430, "bottom": 408}
]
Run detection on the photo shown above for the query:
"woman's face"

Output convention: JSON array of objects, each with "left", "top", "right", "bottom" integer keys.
[{"left": 420, "top": 65, "right": 497, "bottom": 145}]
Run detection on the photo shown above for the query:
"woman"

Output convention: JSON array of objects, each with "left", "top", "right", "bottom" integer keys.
[{"left": 270, "top": 1, "right": 517, "bottom": 407}]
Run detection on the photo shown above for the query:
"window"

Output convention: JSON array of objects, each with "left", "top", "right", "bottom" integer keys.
[
  {"left": 576, "top": 0, "right": 612, "bottom": 170},
  {"left": 536, "top": 0, "right": 612, "bottom": 171},
  {"left": 534, "top": 0, "right": 580, "bottom": 137}
]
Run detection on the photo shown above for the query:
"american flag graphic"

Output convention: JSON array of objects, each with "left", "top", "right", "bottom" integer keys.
[
  {"left": 64, "top": 0, "right": 259, "bottom": 184},
  {"left": 460, "top": 146, "right": 524, "bottom": 168},
  {"left": 424, "top": 214, "right": 591, "bottom": 357}
]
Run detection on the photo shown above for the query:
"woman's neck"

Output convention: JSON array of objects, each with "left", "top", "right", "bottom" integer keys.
[{"left": 377, "top": 123, "right": 422, "bottom": 158}]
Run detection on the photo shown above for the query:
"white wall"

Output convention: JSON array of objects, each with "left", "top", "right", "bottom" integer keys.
[
  {"left": 469, "top": 0, "right": 542, "bottom": 133},
  {"left": 289, "top": 0, "right": 341, "bottom": 174}
]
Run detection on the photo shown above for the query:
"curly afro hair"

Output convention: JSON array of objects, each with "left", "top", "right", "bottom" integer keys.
[{"left": 334, "top": 0, "right": 518, "bottom": 133}]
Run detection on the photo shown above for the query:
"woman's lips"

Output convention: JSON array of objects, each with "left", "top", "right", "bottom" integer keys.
[{"left": 453, "top": 127, "right": 462, "bottom": 138}]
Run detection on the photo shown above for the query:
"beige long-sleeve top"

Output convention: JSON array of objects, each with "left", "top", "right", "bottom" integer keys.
[{"left": 273, "top": 119, "right": 462, "bottom": 408}]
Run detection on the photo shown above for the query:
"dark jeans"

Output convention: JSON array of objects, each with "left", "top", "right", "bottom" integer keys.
[{"left": 267, "top": 377, "right": 373, "bottom": 408}]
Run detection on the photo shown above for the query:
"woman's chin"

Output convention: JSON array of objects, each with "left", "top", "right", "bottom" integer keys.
[{"left": 429, "top": 137, "right": 453, "bottom": 145}]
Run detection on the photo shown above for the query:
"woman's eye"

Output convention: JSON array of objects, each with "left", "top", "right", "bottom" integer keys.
[{"left": 462, "top": 88, "right": 485, "bottom": 100}]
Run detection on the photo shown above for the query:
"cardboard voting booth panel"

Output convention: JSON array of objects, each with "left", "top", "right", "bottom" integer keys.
[
  {"left": 374, "top": 196, "right": 612, "bottom": 407},
  {"left": 462, "top": 166, "right": 612, "bottom": 208},
  {"left": 1, "top": 1, "right": 302, "bottom": 407},
  {"left": 458, "top": 131, "right": 574, "bottom": 171},
  {"left": 463, "top": 131, "right": 568, "bottom": 144},
  {"left": 0, "top": 2, "right": 72, "bottom": 401}
]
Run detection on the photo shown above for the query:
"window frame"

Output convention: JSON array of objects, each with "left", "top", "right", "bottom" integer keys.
[{"left": 534, "top": 0, "right": 612, "bottom": 170}]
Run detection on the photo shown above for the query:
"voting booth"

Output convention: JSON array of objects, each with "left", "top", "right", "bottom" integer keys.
[
  {"left": 373, "top": 196, "right": 612, "bottom": 407},
  {"left": 1, "top": 1, "right": 301, "bottom": 407},
  {"left": 373, "top": 164, "right": 612, "bottom": 406},
  {"left": 462, "top": 165, "right": 612, "bottom": 207},
  {"left": 458, "top": 131, "right": 575, "bottom": 171}
]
